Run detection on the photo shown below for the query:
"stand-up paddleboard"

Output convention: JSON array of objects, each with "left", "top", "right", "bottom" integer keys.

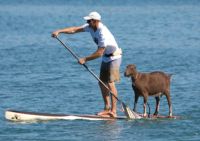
[
  {"left": 5, "top": 110, "right": 126, "bottom": 122},
  {"left": 5, "top": 109, "right": 179, "bottom": 122}
]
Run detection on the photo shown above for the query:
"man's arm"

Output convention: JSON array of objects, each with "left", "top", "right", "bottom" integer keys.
[
  {"left": 52, "top": 26, "right": 84, "bottom": 37},
  {"left": 79, "top": 47, "right": 105, "bottom": 64}
]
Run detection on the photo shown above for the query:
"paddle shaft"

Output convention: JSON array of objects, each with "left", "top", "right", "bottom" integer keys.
[{"left": 55, "top": 37, "right": 121, "bottom": 102}]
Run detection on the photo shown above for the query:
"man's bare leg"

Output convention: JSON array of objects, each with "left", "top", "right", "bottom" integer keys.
[
  {"left": 97, "top": 82, "right": 111, "bottom": 116},
  {"left": 107, "top": 82, "right": 117, "bottom": 117}
]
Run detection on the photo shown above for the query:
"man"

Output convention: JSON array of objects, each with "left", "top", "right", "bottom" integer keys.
[{"left": 52, "top": 11, "right": 122, "bottom": 117}]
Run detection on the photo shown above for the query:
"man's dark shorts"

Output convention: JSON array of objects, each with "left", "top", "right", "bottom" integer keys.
[{"left": 100, "top": 58, "right": 121, "bottom": 83}]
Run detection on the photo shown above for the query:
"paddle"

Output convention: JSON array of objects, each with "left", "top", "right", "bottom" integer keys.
[{"left": 54, "top": 36, "right": 141, "bottom": 119}]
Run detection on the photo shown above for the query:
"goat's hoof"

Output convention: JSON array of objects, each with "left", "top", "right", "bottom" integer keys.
[
  {"left": 153, "top": 114, "right": 158, "bottom": 118},
  {"left": 153, "top": 111, "right": 158, "bottom": 116},
  {"left": 143, "top": 114, "right": 148, "bottom": 118},
  {"left": 167, "top": 115, "right": 173, "bottom": 118},
  {"left": 168, "top": 113, "right": 173, "bottom": 118}
]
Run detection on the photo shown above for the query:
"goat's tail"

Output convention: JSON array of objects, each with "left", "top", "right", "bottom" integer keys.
[{"left": 168, "top": 74, "right": 173, "bottom": 79}]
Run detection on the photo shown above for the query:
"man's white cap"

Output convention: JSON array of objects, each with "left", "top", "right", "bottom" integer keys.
[{"left": 83, "top": 11, "right": 101, "bottom": 21}]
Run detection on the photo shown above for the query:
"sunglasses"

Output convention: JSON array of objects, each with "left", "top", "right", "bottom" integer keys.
[{"left": 87, "top": 20, "right": 93, "bottom": 24}]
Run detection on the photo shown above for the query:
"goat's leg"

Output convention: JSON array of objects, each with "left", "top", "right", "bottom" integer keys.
[
  {"left": 143, "top": 95, "right": 148, "bottom": 117},
  {"left": 165, "top": 92, "right": 172, "bottom": 117},
  {"left": 154, "top": 96, "right": 160, "bottom": 116},
  {"left": 133, "top": 95, "right": 139, "bottom": 112}
]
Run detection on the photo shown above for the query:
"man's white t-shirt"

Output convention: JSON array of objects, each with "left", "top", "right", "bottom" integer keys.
[{"left": 82, "top": 22, "right": 121, "bottom": 63}]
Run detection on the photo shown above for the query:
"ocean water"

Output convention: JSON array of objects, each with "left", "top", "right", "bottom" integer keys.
[{"left": 0, "top": 0, "right": 200, "bottom": 141}]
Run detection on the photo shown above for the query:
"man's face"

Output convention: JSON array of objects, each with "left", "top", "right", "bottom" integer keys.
[{"left": 87, "top": 19, "right": 96, "bottom": 29}]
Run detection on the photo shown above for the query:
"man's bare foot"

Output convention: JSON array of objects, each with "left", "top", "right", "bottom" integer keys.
[
  {"left": 98, "top": 114, "right": 111, "bottom": 117},
  {"left": 98, "top": 111, "right": 117, "bottom": 118},
  {"left": 108, "top": 111, "right": 117, "bottom": 118},
  {"left": 97, "top": 110, "right": 110, "bottom": 116}
]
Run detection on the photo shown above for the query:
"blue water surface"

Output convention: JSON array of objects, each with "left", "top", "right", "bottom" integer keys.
[{"left": 0, "top": 0, "right": 200, "bottom": 141}]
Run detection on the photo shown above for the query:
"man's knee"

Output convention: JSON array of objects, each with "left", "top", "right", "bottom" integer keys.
[{"left": 107, "top": 81, "right": 115, "bottom": 87}]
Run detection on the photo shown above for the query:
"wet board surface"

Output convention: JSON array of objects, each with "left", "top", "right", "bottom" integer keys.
[{"left": 5, "top": 109, "right": 179, "bottom": 122}]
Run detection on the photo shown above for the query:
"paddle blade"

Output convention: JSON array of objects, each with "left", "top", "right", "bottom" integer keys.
[{"left": 122, "top": 103, "right": 142, "bottom": 119}]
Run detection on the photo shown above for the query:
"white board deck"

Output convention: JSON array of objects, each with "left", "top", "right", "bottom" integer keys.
[
  {"left": 5, "top": 110, "right": 127, "bottom": 122},
  {"left": 5, "top": 109, "right": 179, "bottom": 122}
]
